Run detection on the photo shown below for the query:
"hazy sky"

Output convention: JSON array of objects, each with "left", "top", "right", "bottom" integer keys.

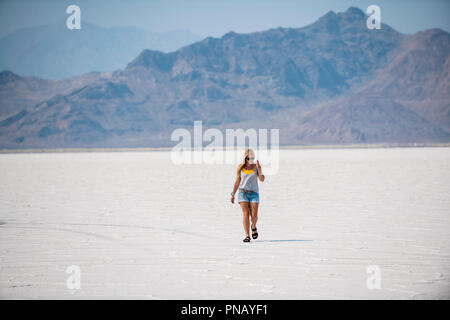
[{"left": 0, "top": 0, "right": 449, "bottom": 38}]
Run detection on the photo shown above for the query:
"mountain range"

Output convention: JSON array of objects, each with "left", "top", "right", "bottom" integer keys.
[
  {"left": 0, "top": 20, "right": 201, "bottom": 79},
  {"left": 0, "top": 7, "right": 449, "bottom": 149}
]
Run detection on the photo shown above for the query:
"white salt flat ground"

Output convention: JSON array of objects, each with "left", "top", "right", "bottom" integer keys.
[{"left": 0, "top": 147, "right": 449, "bottom": 299}]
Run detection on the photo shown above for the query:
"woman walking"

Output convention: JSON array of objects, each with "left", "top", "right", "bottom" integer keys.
[{"left": 231, "top": 149, "right": 265, "bottom": 242}]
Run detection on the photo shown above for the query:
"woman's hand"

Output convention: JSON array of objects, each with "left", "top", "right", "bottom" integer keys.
[
  {"left": 231, "top": 195, "right": 235, "bottom": 204},
  {"left": 256, "top": 160, "right": 261, "bottom": 170}
]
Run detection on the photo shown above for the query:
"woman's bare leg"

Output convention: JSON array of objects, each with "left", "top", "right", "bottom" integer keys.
[
  {"left": 250, "top": 202, "right": 259, "bottom": 230},
  {"left": 240, "top": 202, "right": 251, "bottom": 237}
]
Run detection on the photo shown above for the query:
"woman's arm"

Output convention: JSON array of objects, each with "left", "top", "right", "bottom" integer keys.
[
  {"left": 231, "top": 173, "right": 241, "bottom": 204},
  {"left": 256, "top": 160, "right": 265, "bottom": 182}
]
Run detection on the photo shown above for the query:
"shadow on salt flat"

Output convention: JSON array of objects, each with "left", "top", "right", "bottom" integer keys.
[{"left": 253, "top": 239, "right": 313, "bottom": 243}]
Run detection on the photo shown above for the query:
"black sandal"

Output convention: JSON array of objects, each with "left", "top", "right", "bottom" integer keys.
[
  {"left": 251, "top": 226, "right": 258, "bottom": 239},
  {"left": 243, "top": 236, "right": 251, "bottom": 242}
]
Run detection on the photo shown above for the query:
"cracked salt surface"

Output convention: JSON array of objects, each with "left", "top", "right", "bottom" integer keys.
[{"left": 0, "top": 148, "right": 449, "bottom": 299}]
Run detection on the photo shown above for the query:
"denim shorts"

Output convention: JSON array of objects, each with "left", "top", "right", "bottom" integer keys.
[{"left": 238, "top": 189, "right": 259, "bottom": 203}]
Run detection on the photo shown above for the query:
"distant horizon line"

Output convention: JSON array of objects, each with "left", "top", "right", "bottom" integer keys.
[{"left": 1, "top": 142, "right": 449, "bottom": 154}]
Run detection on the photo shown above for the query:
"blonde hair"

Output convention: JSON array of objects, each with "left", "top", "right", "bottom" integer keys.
[{"left": 236, "top": 148, "right": 254, "bottom": 176}]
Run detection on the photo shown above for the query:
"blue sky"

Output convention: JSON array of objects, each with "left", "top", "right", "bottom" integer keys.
[{"left": 0, "top": 0, "right": 449, "bottom": 38}]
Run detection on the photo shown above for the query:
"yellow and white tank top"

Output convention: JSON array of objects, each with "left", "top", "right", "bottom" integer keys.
[{"left": 239, "top": 166, "right": 259, "bottom": 193}]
